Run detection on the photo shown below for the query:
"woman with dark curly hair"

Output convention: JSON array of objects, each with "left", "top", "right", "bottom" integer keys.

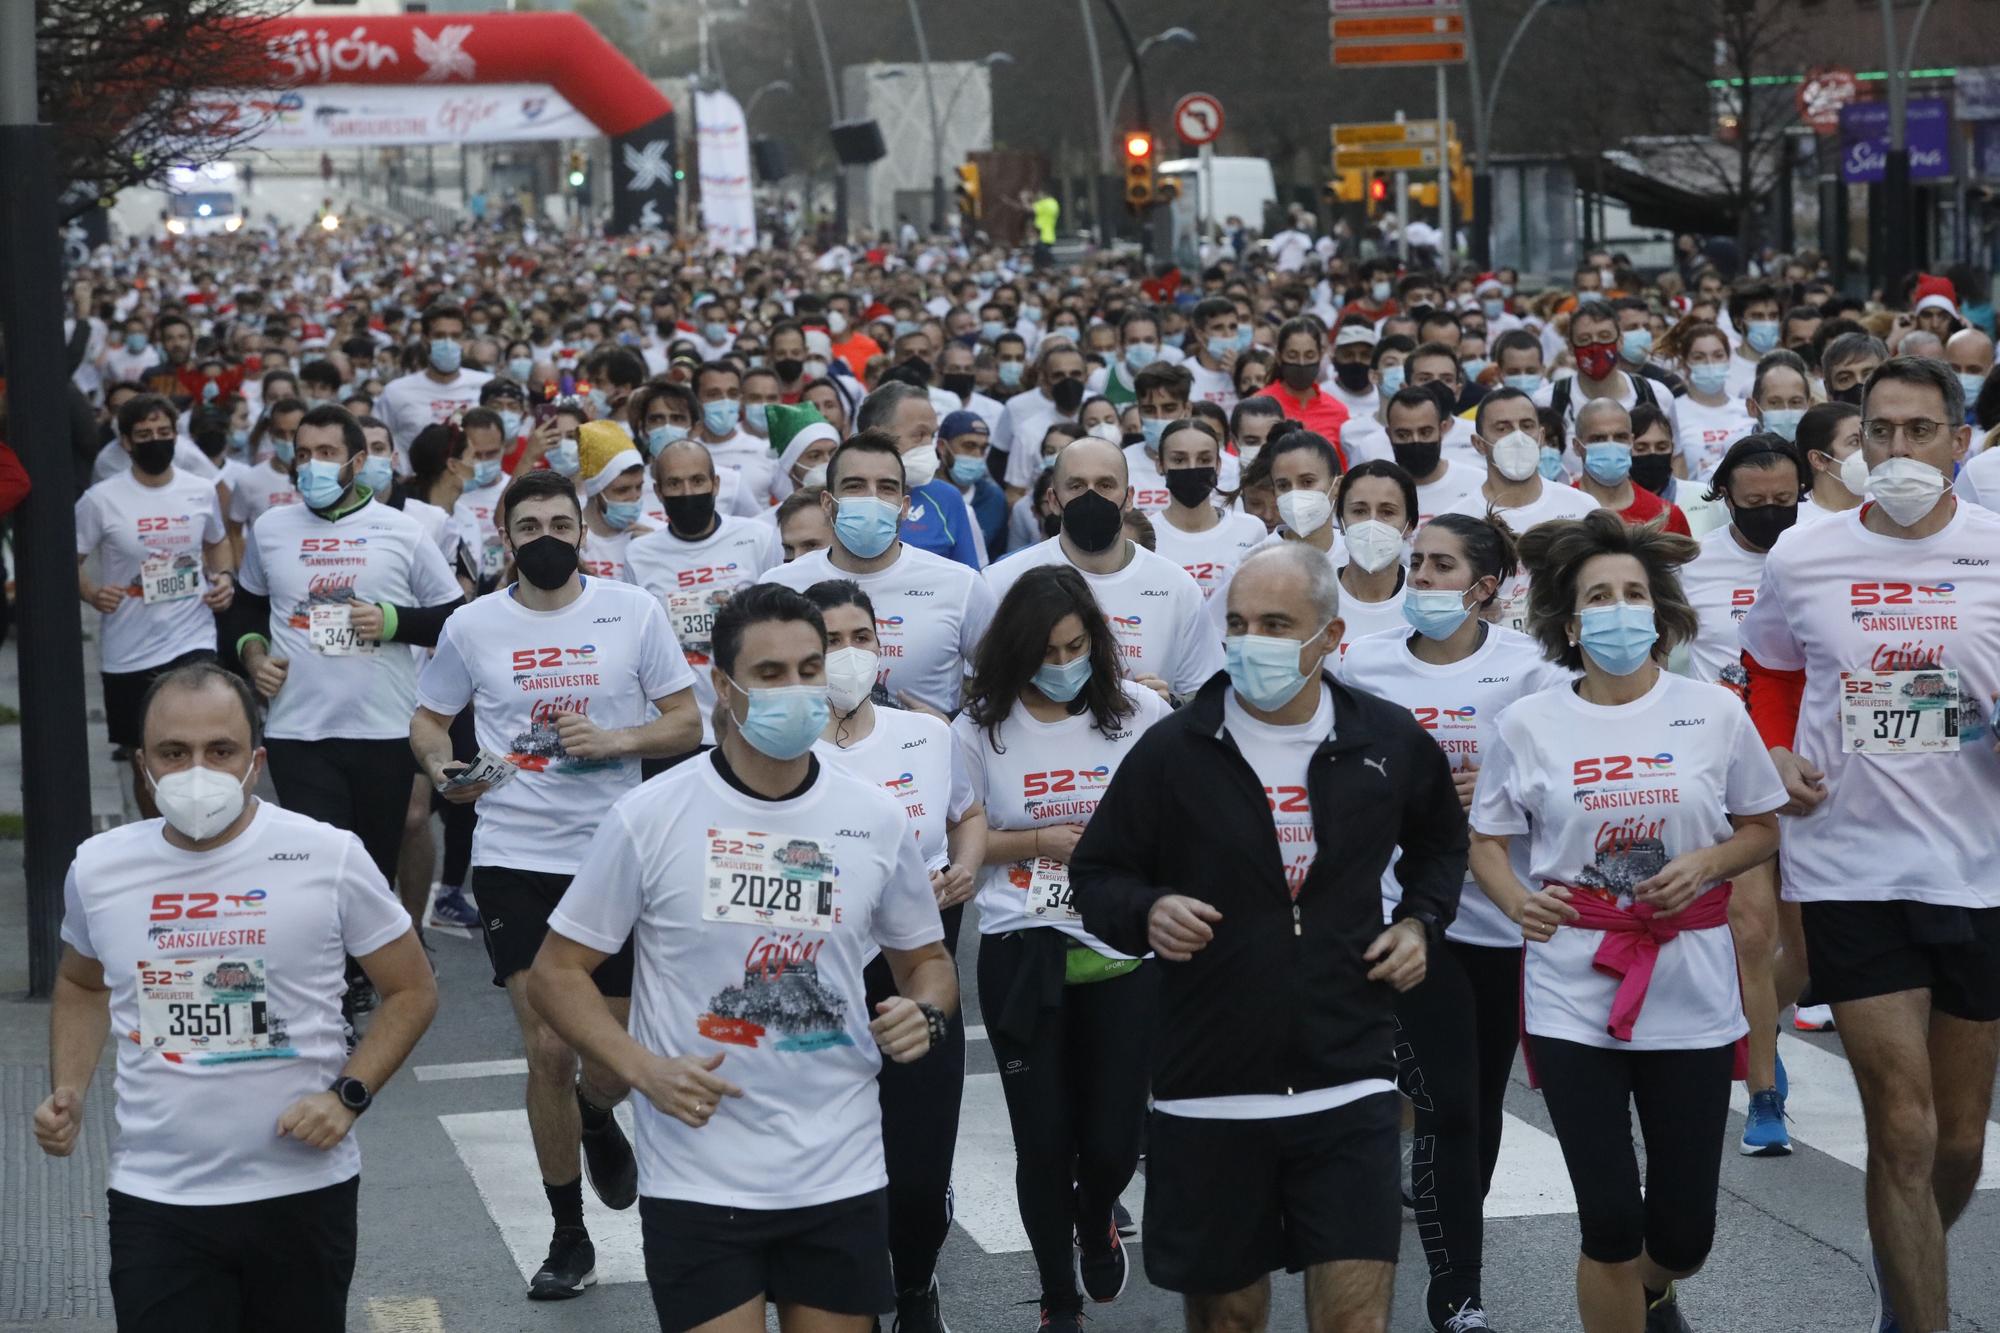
[
  {"left": 951, "top": 563, "right": 1166, "bottom": 1330},
  {"left": 1467, "top": 509, "right": 1787, "bottom": 1333}
]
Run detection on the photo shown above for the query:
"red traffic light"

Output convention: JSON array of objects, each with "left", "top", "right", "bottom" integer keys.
[
  {"left": 1124, "top": 131, "right": 1154, "bottom": 160},
  {"left": 1368, "top": 176, "right": 1388, "bottom": 202}
]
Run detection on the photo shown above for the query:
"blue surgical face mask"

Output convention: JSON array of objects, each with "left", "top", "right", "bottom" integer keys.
[
  {"left": 1461, "top": 356, "right": 1491, "bottom": 381},
  {"left": 1619, "top": 329, "right": 1654, "bottom": 364},
  {"left": 1481, "top": 298, "right": 1504, "bottom": 320},
  {"left": 1021, "top": 305, "right": 1043, "bottom": 325},
  {"left": 1164, "top": 331, "right": 1186, "bottom": 350},
  {"left": 1225, "top": 630, "right": 1324, "bottom": 711},
  {"left": 1538, "top": 445, "right": 1567, "bottom": 480},
  {"left": 1745, "top": 320, "right": 1780, "bottom": 354},
  {"left": 1503, "top": 372, "right": 1543, "bottom": 395},
  {"left": 744, "top": 402, "right": 770, "bottom": 434},
  {"left": 271, "top": 437, "right": 295, "bottom": 466},
  {"left": 500, "top": 410, "right": 523, "bottom": 440},
  {"left": 703, "top": 399, "right": 741, "bottom": 435},
  {"left": 646, "top": 423, "right": 689, "bottom": 456},
  {"left": 602, "top": 498, "right": 643, "bottom": 530},
  {"left": 1140, "top": 417, "right": 1168, "bottom": 449},
  {"left": 833, "top": 496, "right": 901, "bottom": 558},
  {"left": 586, "top": 388, "right": 612, "bottom": 420},
  {"left": 1582, "top": 441, "right": 1632, "bottom": 486},
  {"left": 430, "top": 339, "right": 462, "bottom": 374},
  {"left": 124, "top": 332, "right": 149, "bottom": 353},
  {"left": 981, "top": 320, "right": 1007, "bottom": 343},
  {"left": 1206, "top": 336, "right": 1236, "bottom": 362},
  {"left": 950, "top": 454, "right": 987, "bottom": 485},
  {"left": 1124, "top": 342, "right": 1159, "bottom": 372},
  {"left": 703, "top": 321, "right": 728, "bottom": 345},
  {"left": 1760, "top": 407, "right": 1803, "bottom": 442},
  {"left": 1957, "top": 370, "right": 1986, "bottom": 404},
  {"left": 1688, "top": 363, "right": 1729, "bottom": 396},
  {"left": 1378, "top": 364, "right": 1406, "bottom": 394},
  {"left": 599, "top": 284, "right": 618, "bottom": 303},
  {"left": 508, "top": 356, "right": 534, "bottom": 382},
  {"left": 724, "top": 678, "right": 830, "bottom": 760},
  {"left": 1402, "top": 587, "right": 1474, "bottom": 641},
  {"left": 1033, "top": 655, "right": 1093, "bottom": 703},
  {"left": 548, "top": 439, "right": 580, "bottom": 476},
  {"left": 297, "top": 457, "right": 348, "bottom": 509},
  {"left": 357, "top": 455, "right": 393, "bottom": 494},
  {"left": 997, "top": 361, "right": 1024, "bottom": 387},
  {"left": 471, "top": 457, "right": 502, "bottom": 489},
  {"left": 1575, "top": 602, "right": 1658, "bottom": 676},
  {"left": 894, "top": 319, "right": 921, "bottom": 339}
]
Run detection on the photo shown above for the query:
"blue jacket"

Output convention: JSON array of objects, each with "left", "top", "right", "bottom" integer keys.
[{"left": 900, "top": 479, "right": 982, "bottom": 570}]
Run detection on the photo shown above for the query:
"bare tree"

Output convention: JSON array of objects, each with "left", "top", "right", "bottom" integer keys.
[{"left": 36, "top": 0, "right": 289, "bottom": 223}]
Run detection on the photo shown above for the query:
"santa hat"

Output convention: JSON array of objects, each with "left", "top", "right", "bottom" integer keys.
[
  {"left": 578, "top": 421, "right": 643, "bottom": 499},
  {"left": 1912, "top": 273, "right": 1959, "bottom": 319}
]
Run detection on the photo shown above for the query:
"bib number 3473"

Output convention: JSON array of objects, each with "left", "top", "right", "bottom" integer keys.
[{"left": 1841, "top": 669, "right": 1961, "bottom": 754}]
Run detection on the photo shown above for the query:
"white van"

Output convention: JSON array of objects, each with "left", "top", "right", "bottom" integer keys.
[{"left": 1159, "top": 155, "right": 1277, "bottom": 232}]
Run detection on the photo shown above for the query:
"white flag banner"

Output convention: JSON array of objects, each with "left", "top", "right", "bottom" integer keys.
[
  {"left": 694, "top": 89, "right": 757, "bottom": 255},
  {"left": 194, "top": 84, "right": 594, "bottom": 147}
]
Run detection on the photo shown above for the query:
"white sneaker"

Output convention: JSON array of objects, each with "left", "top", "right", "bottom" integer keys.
[{"left": 1794, "top": 1003, "right": 1835, "bottom": 1031}]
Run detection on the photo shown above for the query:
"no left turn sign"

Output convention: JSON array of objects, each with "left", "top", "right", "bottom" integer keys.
[{"left": 1174, "top": 93, "right": 1224, "bottom": 147}]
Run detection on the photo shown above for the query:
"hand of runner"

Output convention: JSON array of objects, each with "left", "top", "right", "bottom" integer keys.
[
  {"left": 521, "top": 415, "right": 558, "bottom": 461},
  {"left": 870, "top": 996, "right": 931, "bottom": 1063},
  {"left": 276, "top": 1091, "right": 359, "bottom": 1151},
  {"left": 635, "top": 1051, "right": 742, "bottom": 1129},
  {"left": 895, "top": 691, "right": 949, "bottom": 723},
  {"left": 930, "top": 862, "right": 975, "bottom": 910},
  {"left": 345, "top": 600, "right": 386, "bottom": 639},
  {"left": 247, "top": 649, "right": 290, "bottom": 699},
  {"left": 551, "top": 710, "right": 623, "bottom": 760},
  {"left": 1770, "top": 746, "right": 1827, "bottom": 816},
  {"left": 1516, "top": 884, "right": 1579, "bottom": 943},
  {"left": 1451, "top": 761, "right": 1480, "bottom": 812},
  {"left": 1133, "top": 672, "right": 1173, "bottom": 703},
  {"left": 1634, "top": 850, "right": 1714, "bottom": 916},
  {"left": 33, "top": 1087, "right": 83, "bottom": 1157},
  {"left": 88, "top": 584, "right": 126, "bottom": 614},
  {"left": 1148, "top": 894, "right": 1222, "bottom": 961},
  {"left": 201, "top": 574, "right": 235, "bottom": 612},
  {"left": 1032, "top": 823, "right": 1087, "bottom": 864},
  {"left": 431, "top": 760, "right": 491, "bottom": 804},
  {"left": 1363, "top": 919, "right": 1428, "bottom": 991}
]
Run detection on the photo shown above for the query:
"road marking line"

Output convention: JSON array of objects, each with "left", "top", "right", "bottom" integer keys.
[
  {"left": 441, "top": 1107, "right": 645, "bottom": 1284},
  {"left": 414, "top": 1058, "right": 528, "bottom": 1082},
  {"left": 365, "top": 1296, "right": 445, "bottom": 1333},
  {"left": 1483, "top": 1112, "right": 1579, "bottom": 1217},
  {"left": 965, "top": 1023, "right": 986, "bottom": 1043},
  {"left": 1730, "top": 1033, "right": 2000, "bottom": 1185},
  {"left": 952, "top": 1072, "right": 1143, "bottom": 1254}
]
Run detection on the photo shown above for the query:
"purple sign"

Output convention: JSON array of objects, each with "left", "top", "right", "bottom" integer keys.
[{"left": 1839, "top": 97, "right": 1953, "bottom": 183}]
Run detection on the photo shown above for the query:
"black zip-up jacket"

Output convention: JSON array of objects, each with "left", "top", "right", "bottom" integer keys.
[{"left": 1072, "top": 670, "right": 1468, "bottom": 1102}]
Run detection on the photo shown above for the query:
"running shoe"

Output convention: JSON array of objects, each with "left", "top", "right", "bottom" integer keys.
[
  {"left": 431, "top": 884, "right": 481, "bottom": 930},
  {"left": 578, "top": 1092, "right": 638, "bottom": 1210},
  {"left": 1425, "top": 1277, "right": 1494, "bottom": 1330},
  {"left": 1794, "top": 1003, "right": 1836, "bottom": 1031},
  {"left": 1740, "top": 1088, "right": 1792, "bottom": 1157},
  {"left": 1111, "top": 1198, "right": 1134, "bottom": 1237},
  {"left": 1037, "top": 1296, "right": 1085, "bottom": 1331},
  {"left": 1866, "top": 1239, "right": 1903, "bottom": 1333},
  {"left": 892, "top": 1275, "right": 951, "bottom": 1333},
  {"left": 527, "top": 1226, "right": 596, "bottom": 1300},
  {"left": 1075, "top": 1220, "right": 1128, "bottom": 1303},
  {"left": 1644, "top": 1281, "right": 1691, "bottom": 1332}
]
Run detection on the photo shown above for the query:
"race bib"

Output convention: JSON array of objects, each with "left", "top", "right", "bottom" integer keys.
[
  {"left": 137, "top": 957, "right": 293, "bottom": 1060},
  {"left": 1026, "top": 857, "right": 1079, "bottom": 921},
  {"left": 480, "top": 534, "right": 506, "bottom": 580},
  {"left": 139, "top": 553, "right": 201, "bottom": 606},
  {"left": 1840, "top": 669, "right": 1961, "bottom": 754},
  {"left": 703, "top": 827, "right": 837, "bottom": 932},
  {"left": 309, "top": 603, "right": 378, "bottom": 656},
  {"left": 668, "top": 588, "right": 720, "bottom": 657}
]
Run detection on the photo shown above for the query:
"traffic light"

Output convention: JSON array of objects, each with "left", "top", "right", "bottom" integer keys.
[
  {"left": 1409, "top": 181, "right": 1439, "bottom": 208},
  {"left": 955, "top": 162, "right": 981, "bottom": 218},
  {"left": 566, "top": 149, "right": 587, "bottom": 190},
  {"left": 1366, "top": 173, "right": 1387, "bottom": 217},
  {"left": 1331, "top": 170, "right": 1364, "bottom": 204},
  {"left": 1123, "top": 130, "right": 1156, "bottom": 210},
  {"left": 1156, "top": 175, "right": 1181, "bottom": 203},
  {"left": 1449, "top": 139, "right": 1472, "bottom": 215}
]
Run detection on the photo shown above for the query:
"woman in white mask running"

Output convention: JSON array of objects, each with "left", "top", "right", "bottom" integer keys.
[{"left": 1330, "top": 460, "right": 1418, "bottom": 649}]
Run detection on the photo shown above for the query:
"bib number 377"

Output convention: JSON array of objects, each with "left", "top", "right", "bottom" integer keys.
[{"left": 1841, "top": 669, "right": 1961, "bottom": 754}]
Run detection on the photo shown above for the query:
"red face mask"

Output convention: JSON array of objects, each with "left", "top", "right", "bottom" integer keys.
[{"left": 1574, "top": 342, "right": 1619, "bottom": 380}]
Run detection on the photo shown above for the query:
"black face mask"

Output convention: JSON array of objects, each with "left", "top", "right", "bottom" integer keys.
[
  {"left": 1279, "top": 362, "right": 1319, "bottom": 392},
  {"left": 1040, "top": 509, "right": 1063, "bottom": 538},
  {"left": 1333, "top": 361, "right": 1374, "bottom": 393},
  {"left": 887, "top": 357, "right": 932, "bottom": 388},
  {"left": 1050, "top": 378, "right": 1087, "bottom": 414},
  {"left": 1165, "top": 466, "right": 1218, "bottom": 509},
  {"left": 941, "top": 371, "right": 976, "bottom": 400},
  {"left": 1730, "top": 500, "right": 1799, "bottom": 552},
  {"left": 130, "top": 437, "right": 176, "bottom": 477},
  {"left": 1060, "top": 488, "right": 1123, "bottom": 553},
  {"left": 512, "top": 534, "right": 580, "bottom": 590},
  {"left": 1828, "top": 382, "right": 1864, "bottom": 406},
  {"left": 665, "top": 490, "right": 717, "bottom": 536},
  {"left": 1629, "top": 452, "right": 1675, "bottom": 496},
  {"left": 1391, "top": 440, "right": 1441, "bottom": 479},
  {"left": 773, "top": 357, "right": 805, "bottom": 383}
]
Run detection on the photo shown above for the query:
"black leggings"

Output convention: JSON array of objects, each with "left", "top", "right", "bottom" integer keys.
[
  {"left": 1393, "top": 940, "right": 1522, "bottom": 1302},
  {"left": 866, "top": 905, "right": 966, "bottom": 1296},
  {"left": 976, "top": 931, "right": 1157, "bottom": 1304},
  {"left": 264, "top": 737, "right": 415, "bottom": 883},
  {"left": 1529, "top": 1036, "right": 1735, "bottom": 1269},
  {"left": 439, "top": 707, "right": 479, "bottom": 888}
]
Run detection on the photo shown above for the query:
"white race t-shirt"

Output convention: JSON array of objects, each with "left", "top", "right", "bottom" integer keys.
[
  {"left": 986, "top": 538, "right": 1222, "bottom": 698},
  {"left": 238, "top": 500, "right": 462, "bottom": 741},
  {"left": 1151, "top": 509, "right": 1271, "bottom": 601},
  {"left": 452, "top": 478, "right": 510, "bottom": 585},
  {"left": 815, "top": 706, "right": 975, "bottom": 874},
  {"left": 226, "top": 460, "right": 298, "bottom": 532},
  {"left": 1443, "top": 480, "right": 1601, "bottom": 632},
  {"left": 575, "top": 523, "right": 648, "bottom": 585},
  {"left": 1223, "top": 686, "right": 1331, "bottom": 897},
  {"left": 59, "top": 804, "right": 411, "bottom": 1204},
  {"left": 1339, "top": 624, "right": 1570, "bottom": 947},
  {"left": 376, "top": 368, "right": 493, "bottom": 459},
  {"left": 1122, "top": 443, "right": 1243, "bottom": 518},
  {"left": 763, "top": 544, "right": 996, "bottom": 712},
  {"left": 954, "top": 680, "right": 1166, "bottom": 957},
  {"left": 1470, "top": 671, "right": 1786, "bottom": 1049},
  {"left": 998, "top": 391, "right": 1068, "bottom": 489},
  {"left": 1187, "top": 361, "right": 1238, "bottom": 412},
  {"left": 1674, "top": 395, "right": 1756, "bottom": 478},
  {"left": 1333, "top": 571, "right": 1408, "bottom": 653},
  {"left": 701, "top": 430, "right": 781, "bottom": 509},
  {"left": 1678, "top": 523, "right": 1765, "bottom": 697},
  {"left": 75, "top": 470, "right": 227, "bottom": 673},
  {"left": 625, "top": 516, "right": 780, "bottom": 742},
  {"left": 546, "top": 753, "right": 944, "bottom": 1208},
  {"left": 91, "top": 439, "right": 217, "bottom": 487},
  {"left": 1738, "top": 502, "right": 2000, "bottom": 907},
  {"left": 1414, "top": 460, "right": 1483, "bottom": 524},
  {"left": 417, "top": 578, "right": 693, "bottom": 874}
]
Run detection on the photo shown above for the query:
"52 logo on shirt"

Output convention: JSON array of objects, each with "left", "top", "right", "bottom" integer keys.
[
  {"left": 510, "top": 645, "right": 599, "bottom": 671},
  {"left": 150, "top": 889, "right": 268, "bottom": 921},
  {"left": 135, "top": 515, "right": 191, "bottom": 534},
  {"left": 675, "top": 563, "right": 740, "bottom": 589},
  {"left": 1412, "top": 705, "right": 1477, "bottom": 730},
  {"left": 1571, "top": 753, "right": 1675, "bottom": 786},
  {"left": 1022, "top": 767, "right": 1111, "bottom": 798}
]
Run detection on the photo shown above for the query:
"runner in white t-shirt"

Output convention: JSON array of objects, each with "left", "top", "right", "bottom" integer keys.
[
  {"left": 36, "top": 664, "right": 435, "bottom": 1331},
  {"left": 1123, "top": 363, "right": 1241, "bottom": 515},
  {"left": 1335, "top": 510, "right": 1571, "bottom": 1329},
  {"left": 1329, "top": 462, "right": 1415, "bottom": 652},
  {"left": 1148, "top": 420, "right": 1268, "bottom": 600},
  {"left": 527, "top": 582, "right": 957, "bottom": 1331},
  {"left": 761, "top": 437, "right": 996, "bottom": 713},
  {"left": 1205, "top": 428, "right": 1351, "bottom": 635},
  {"left": 412, "top": 468, "right": 699, "bottom": 1302},
  {"left": 952, "top": 562, "right": 1167, "bottom": 1324},
  {"left": 802, "top": 580, "right": 987, "bottom": 1325},
  {"left": 1672, "top": 323, "right": 1755, "bottom": 478},
  {"left": 227, "top": 398, "right": 307, "bottom": 545},
  {"left": 1736, "top": 360, "right": 2000, "bottom": 1333},
  {"left": 76, "top": 393, "right": 236, "bottom": 775},
  {"left": 1468, "top": 509, "right": 1785, "bottom": 1333},
  {"left": 374, "top": 306, "right": 492, "bottom": 465},
  {"left": 450, "top": 408, "right": 513, "bottom": 589}
]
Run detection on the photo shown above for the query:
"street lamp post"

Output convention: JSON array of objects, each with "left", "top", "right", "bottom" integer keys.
[
  {"left": 1464, "top": 0, "right": 1555, "bottom": 269},
  {"left": 1879, "top": 0, "right": 1937, "bottom": 294},
  {"left": 744, "top": 79, "right": 796, "bottom": 124},
  {"left": 902, "top": 0, "right": 948, "bottom": 233},
  {"left": 801, "top": 0, "right": 848, "bottom": 238},
  {"left": 1100, "top": 27, "right": 1196, "bottom": 161}
]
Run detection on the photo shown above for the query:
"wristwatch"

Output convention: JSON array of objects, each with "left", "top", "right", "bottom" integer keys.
[
  {"left": 916, "top": 1002, "right": 950, "bottom": 1054},
  {"left": 330, "top": 1075, "right": 374, "bottom": 1116}
]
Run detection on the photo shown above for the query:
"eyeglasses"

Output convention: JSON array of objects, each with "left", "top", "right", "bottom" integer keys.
[{"left": 1861, "top": 418, "right": 1953, "bottom": 447}]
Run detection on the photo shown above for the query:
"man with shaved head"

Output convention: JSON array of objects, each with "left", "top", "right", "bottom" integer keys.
[
  {"left": 1945, "top": 327, "right": 1993, "bottom": 427},
  {"left": 983, "top": 436, "right": 1221, "bottom": 700}
]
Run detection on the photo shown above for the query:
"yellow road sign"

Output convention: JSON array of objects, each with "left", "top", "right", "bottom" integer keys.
[{"left": 1332, "top": 145, "right": 1442, "bottom": 171}]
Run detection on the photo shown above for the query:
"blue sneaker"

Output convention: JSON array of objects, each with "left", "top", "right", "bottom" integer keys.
[
  {"left": 431, "top": 885, "right": 481, "bottom": 930},
  {"left": 1739, "top": 1089, "right": 1791, "bottom": 1156},
  {"left": 1868, "top": 1244, "right": 1903, "bottom": 1333}
]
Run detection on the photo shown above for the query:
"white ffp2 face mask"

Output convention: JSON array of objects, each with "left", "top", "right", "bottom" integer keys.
[
  {"left": 148, "top": 763, "right": 252, "bottom": 842},
  {"left": 1867, "top": 456, "right": 1951, "bottom": 528},
  {"left": 824, "top": 647, "right": 880, "bottom": 713},
  {"left": 1488, "top": 430, "right": 1542, "bottom": 483},
  {"left": 1276, "top": 488, "right": 1333, "bottom": 536},
  {"left": 1341, "top": 519, "right": 1406, "bottom": 574}
]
